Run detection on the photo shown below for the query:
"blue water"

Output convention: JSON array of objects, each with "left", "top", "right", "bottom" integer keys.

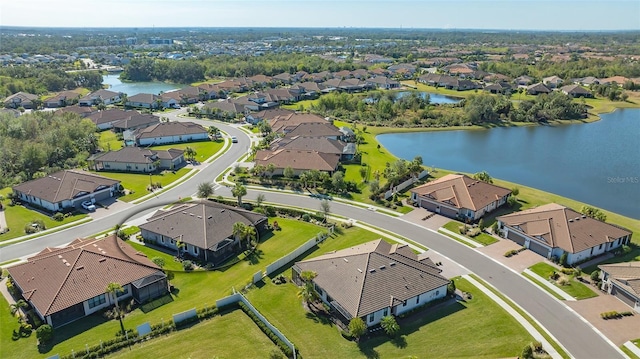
[
  {"left": 102, "top": 74, "right": 183, "bottom": 96},
  {"left": 377, "top": 109, "right": 640, "bottom": 218},
  {"left": 395, "top": 91, "right": 462, "bottom": 104}
]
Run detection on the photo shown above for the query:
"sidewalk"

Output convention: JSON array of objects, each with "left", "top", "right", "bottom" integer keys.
[
  {"left": 624, "top": 341, "right": 640, "bottom": 358},
  {"left": 463, "top": 274, "right": 563, "bottom": 359},
  {"left": 523, "top": 269, "right": 576, "bottom": 301},
  {"left": 438, "top": 228, "right": 483, "bottom": 248},
  {"left": 0, "top": 209, "right": 7, "bottom": 231}
]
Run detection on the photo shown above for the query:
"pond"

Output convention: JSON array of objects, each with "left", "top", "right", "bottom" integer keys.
[
  {"left": 377, "top": 109, "right": 640, "bottom": 219},
  {"left": 364, "top": 91, "right": 462, "bottom": 105},
  {"left": 102, "top": 74, "right": 184, "bottom": 96}
]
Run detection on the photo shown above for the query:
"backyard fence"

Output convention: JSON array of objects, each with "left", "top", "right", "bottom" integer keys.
[
  {"left": 264, "top": 231, "right": 330, "bottom": 277},
  {"left": 384, "top": 170, "right": 429, "bottom": 199},
  {"left": 172, "top": 308, "right": 197, "bottom": 326},
  {"left": 216, "top": 292, "right": 296, "bottom": 359}
]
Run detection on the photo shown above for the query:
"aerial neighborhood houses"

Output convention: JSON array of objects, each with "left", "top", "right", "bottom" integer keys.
[
  {"left": 79, "top": 89, "right": 122, "bottom": 106},
  {"left": 3, "top": 91, "right": 38, "bottom": 109},
  {"left": 598, "top": 262, "right": 640, "bottom": 313},
  {"left": 7, "top": 234, "right": 168, "bottom": 327},
  {"left": 91, "top": 146, "right": 185, "bottom": 173}
]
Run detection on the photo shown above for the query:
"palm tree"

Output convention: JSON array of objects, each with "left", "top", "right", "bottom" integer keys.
[
  {"left": 255, "top": 193, "right": 266, "bottom": 208},
  {"left": 380, "top": 315, "right": 400, "bottom": 337},
  {"left": 105, "top": 282, "right": 126, "bottom": 335},
  {"left": 197, "top": 182, "right": 215, "bottom": 198},
  {"left": 231, "top": 183, "right": 247, "bottom": 206},
  {"left": 297, "top": 271, "right": 318, "bottom": 309},
  {"left": 208, "top": 126, "right": 221, "bottom": 140},
  {"left": 266, "top": 163, "right": 276, "bottom": 179},
  {"left": 10, "top": 299, "right": 28, "bottom": 319},
  {"left": 175, "top": 238, "right": 185, "bottom": 258},
  {"left": 232, "top": 222, "right": 247, "bottom": 250},
  {"left": 184, "top": 146, "right": 197, "bottom": 162},
  {"left": 242, "top": 224, "right": 258, "bottom": 248}
]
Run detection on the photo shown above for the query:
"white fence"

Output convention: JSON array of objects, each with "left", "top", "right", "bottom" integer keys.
[
  {"left": 264, "top": 231, "right": 329, "bottom": 277},
  {"left": 216, "top": 292, "right": 296, "bottom": 359},
  {"left": 172, "top": 308, "right": 197, "bottom": 325},
  {"left": 384, "top": 170, "right": 429, "bottom": 199}
]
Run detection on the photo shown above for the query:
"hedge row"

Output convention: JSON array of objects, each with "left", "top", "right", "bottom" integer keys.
[{"left": 238, "top": 302, "right": 295, "bottom": 358}]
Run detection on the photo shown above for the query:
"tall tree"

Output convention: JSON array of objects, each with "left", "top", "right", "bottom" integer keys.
[
  {"left": 197, "top": 182, "right": 214, "bottom": 198},
  {"left": 232, "top": 183, "right": 247, "bottom": 206},
  {"left": 232, "top": 222, "right": 247, "bottom": 249},
  {"left": 320, "top": 199, "right": 331, "bottom": 223},
  {"left": 255, "top": 193, "right": 266, "bottom": 208},
  {"left": 473, "top": 171, "right": 493, "bottom": 184},
  {"left": 380, "top": 315, "right": 400, "bottom": 337},
  {"left": 105, "top": 282, "right": 126, "bottom": 336},
  {"left": 297, "top": 271, "right": 318, "bottom": 308},
  {"left": 348, "top": 318, "right": 367, "bottom": 342}
]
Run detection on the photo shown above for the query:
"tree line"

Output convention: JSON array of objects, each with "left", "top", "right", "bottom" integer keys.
[
  {"left": 0, "top": 66, "right": 103, "bottom": 97},
  {"left": 120, "top": 58, "right": 206, "bottom": 84},
  {"left": 0, "top": 111, "right": 98, "bottom": 188}
]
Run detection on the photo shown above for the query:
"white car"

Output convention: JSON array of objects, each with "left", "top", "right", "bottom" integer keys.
[
  {"left": 231, "top": 136, "right": 238, "bottom": 143},
  {"left": 81, "top": 201, "right": 96, "bottom": 211}
]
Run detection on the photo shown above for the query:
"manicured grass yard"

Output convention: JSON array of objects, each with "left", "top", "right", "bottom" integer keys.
[
  {"left": 528, "top": 262, "right": 598, "bottom": 300},
  {"left": 98, "top": 130, "right": 123, "bottom": 151},
  {"left": 0, "top": 200, "right": 88, "bottom": 242},
  {"left": 95, "top": 168, "right": 191, "bottom": 202},
  {"left": 108, "top": 310, "right": 278, "bottom": 359},
  {"left": 442, "top": 220, "right": 498, "bottom": 246},
  {"left": 246, "top": 277, "right": 533, "bottom": 359},
  {"left": 2, "top": 217, "right": 325, "bottom": 358},
  {"left": 151, "top": 139, "right": 224, "bottom": 163}
]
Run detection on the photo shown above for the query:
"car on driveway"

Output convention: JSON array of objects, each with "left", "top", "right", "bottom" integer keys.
[{"left": 81, "top": 201, "right": 96, "bottom": 211}]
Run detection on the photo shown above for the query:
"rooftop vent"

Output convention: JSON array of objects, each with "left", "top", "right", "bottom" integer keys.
[
  {"left": 76, "top": 266, "right": 84, "bottom": 270},
  {"left": 99, "top": 258, "right": 106, "bottom": 263},
  {"left": 569, "top": 219, "right": 574, "bottom": 222},
  {"left": 189, "top": 213, "right": 194, "bottom": 216},
  {"left": 208, "top": 216, "right": 213, "bottom": 219},
  {"left": 575, "top": 217, "right": 581, "bottom": 221},
  {"left": 197, "top": 216, "right": 202, "bottom": 219},
  {"left": 369, "top": 269, "right": 376, "bottom": 273},
  {"left": 58, "top": 255, "right": 62, "bottom": 259},
  {"left": 582, "top": 215, "right": 587, "bottom": 219},
  {"left": 65, "top": 262, "right": 70, "bottom": 267},
  {"left": 221, "top": 209, "right": 225, "bottom": 213},
  {"left": 380, "top": 265, "right": 386, "bottom": 270},
  {"left": 357, "top": 268, "right": 363, "bottom": 273},
  {"left": 343, "top": 258, "right": 349, "bottom": 263},
  {"left": 389, "top": 262, "right": 396, "bottom": 266},
  {"left": 182, "top": 211, "right": 187, "bottom": 214}
]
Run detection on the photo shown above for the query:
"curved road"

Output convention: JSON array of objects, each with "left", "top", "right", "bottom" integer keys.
[{"left": 0, "top": 116, "right": 624, "bottom": 359}]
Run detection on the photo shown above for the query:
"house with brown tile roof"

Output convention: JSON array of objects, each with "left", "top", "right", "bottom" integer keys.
[
  {"left": 526, "top": 83, "right": 551, "bottom": 95},
  {"left": 134, "top": 121, "right": 208, "bottom": 146},
  {"left": 91, "top": 146, "right": 184, "bottom": 172},
  {"left": 366, "top": 76, "right": 400, "bottom": 90},
  {"left": 410, "top": 174, "right": 511, "bottom": 222},
  {"left": 284, "top": 122, "right": 344, "bottom": 139},
  {"left": 125, "top": 93, "right": 161, "bottom": 109},
  {"left": 255, "top": 149, "right": 340, "bottom": 176},
  {"left": 7, "top": 234, "right": 168, "bottom": 327},
  {"left": 599, "top": 262, "right": 640, "bottom": 313},
  {"left": 3, "top": 92, "right": 38, "bottom": 109},
  {"left": 13, "top": 170, "right": 120, "bottom": 212},
  {"left": 57, "top": 104, "right": 97, "bottom": 118},
  {"left": 140, "top": 201, "right": 268, "bottom": 265},
  {"left": 497, "top": 203, "right": 632, "bottom": 265},
  {"left": 203, "top": 99, "right": 248, "bottom": 119},
  {"left": 245, "top": 108, "right": 295, "bottom": 125},
  {"left": 292, "top": 239, "right": 449, "bottom": 327},
  {"left": 88, "top": 108, "right": 153, "bottom": 131},
  {"left": 270, "top": 136, "right": 356, "bottom": 160},
  {"left": 269, "top": 113, "right": 328, "bottom": 133},
  {"left": 111, "top": 113, "right": 160, "bottom": 133},
  {"left": 79, "top": 89, "right": 122, "bottom": 107},
  {"left": 43, "top": 90, "right": 82, "bottom": 108}
]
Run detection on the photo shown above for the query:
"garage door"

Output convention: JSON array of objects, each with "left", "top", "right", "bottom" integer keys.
[
  {"left": 420, "top": 200, "right": 438, "bottom": 212},
  {"left": 528, "top": 240, "right": 550, "bottom": 257},
  {"left": 507, "top": 231, "right": 526, "bottom": 246},
  {"left": 440, "top": 207, "right": 458, "bottom": 219},
  {"left": 611, "top": 286, "right": 637, "bottom": 308}
]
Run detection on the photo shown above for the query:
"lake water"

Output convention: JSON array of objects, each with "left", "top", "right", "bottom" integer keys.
[
  {"left": 102, "top": 74, "right": 183, "bottom": 96},
  {"left": 377, "top": 109, "right": 640, "bottom": 219},
  {"left": 365, "top": 91, "right": 462, "bottom": 105}
]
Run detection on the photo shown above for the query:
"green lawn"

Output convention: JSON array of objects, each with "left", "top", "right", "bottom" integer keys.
[
  {"left": 0, "top": 201, "right": 88, "bottom": 242},
  {"left": 246, "top": 277, "right": 533, "bottom": 359},
  {"left": 128, "top": 242, "right": 184, "bottom": 272},
  {"left": 521, "top": 272, "right": 566, "bottom": 301},
  {"left": 442, "top": 220, "right": 498, "bottom": 246},
  {"left": 3, "top": 217, "right": 324, "bottom": 358},
  {"left": 151, "top": 139, "right": 224, "bottom": 163},
  {"left": 98, "top": 131, "right": 123, "bottom": 151},
  {"left": 95, "top": 168, "right": 191, "bottom": 202},
  {"left": 108, "top": 310, "right": 279, "bottom": 359},
  {"left": 281, "top": 98, "right": 319, "bottom": 111},
  {"left": 528, "top": 262, "right": 598, "bottom": 300}
]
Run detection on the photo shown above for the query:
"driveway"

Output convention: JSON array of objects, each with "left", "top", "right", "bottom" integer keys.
[
  {"left": 88, "top": 199, "right": 134, "bottom": 220},
  {"left": 401, "top": 207, "right": 450, "bottom": 230},
  {"left": 566, "top": 294, "right": 640, "bottom": 345},
  {"left": 476, "top": 238, "right": 544, "bottom": 273}
]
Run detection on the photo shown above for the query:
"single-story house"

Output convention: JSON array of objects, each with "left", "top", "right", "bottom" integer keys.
[
  {"left": 245, "top": 108, "right": 295, "bottom": 125},
  {"left": 79, "top": 89, "right": 122, "bottom": 106},
  {"left": 43, "top": 91, "right": 81, "bottom": 108},
  {"left": 269, "top": 113, "right": 329, "bottom": 134},
  {"left": 542, "top": 76, "right": 564, "bottom": 89},
  {"left": 202, "top": 99, "right": 248, "bottom": 119},
  {"left": 3, "top": 92, "right": 38, "bottom": 109},
  {"left": 88, "top": 108, "right": 151, "bottom": 131},
  {"left": 599, "top": 262, "right": 640, "bottom": 313},
  {"left": 366, "top": 76, "right": 400, "bottom": 90},
  {"left": 410, "top": 174, "right": 512, "bottom": 222},
  {"left": 526, "top": 83, "right": 551, "bottom": 95},
  {"left": 417, "top": 74, "right": 476, "bottom": 91},
  {"left": 560, "top": 85, "right": 593, "bottom": 98},
  {"left": 7, "top": 234, "right": 168, "bottom": 328},
  {"left": 13, "top": 170, "right": 120, "bottom": 212},
  {"left": 57, "top": 105, "right": 97, "bottom": 118},
  {"left": 484, "top": 82, "right": 512, "bottom": 94},
  {"left": 284, "top": 122, "right": 344, "bottom": 140},
  {"left": 91, "top": 146, "right": 184, "bottom": 172},
  {"left": 125, "top": 93, "right": 161, "bottom": 109},
  {"left": 111, "top": 113, "right": 160, "bottom": 133},
  {"left": 497, "top": 203, "right": 632, "bottom": 265},
  {"left": 254, "top": 149, "right": 341, "bottom": 176},
  {"left": 514, "top": 75, "right": 534, "bottom": 87},
  {"left": 134, "top": 121, "right": 209, "bottom": 146},
  {"left": 270, "top": 136, "right": 356, "bottom": 161},
  {"left": 572, "top": 76, "right": 600, "bottom": 86},
  {"left": 140, "top": 201, "right": 268, "bottom": 265},
  {"left": 292, "top": 239, "right": 450, "bottom": 327}
]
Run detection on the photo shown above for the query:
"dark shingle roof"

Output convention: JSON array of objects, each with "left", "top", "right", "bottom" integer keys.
[
  {"left": 13, "top": 170, "right": 119, "bottom": 204},
  {"left": 135, "top": 121, "right": 207, "bottom": 139}
]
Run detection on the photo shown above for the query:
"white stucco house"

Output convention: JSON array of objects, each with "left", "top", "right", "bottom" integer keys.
[
  {"left": 599, "top": 262, "right": 640, "bottom": 313},
  {"left": 134, "top": 121, "right": 209, "bottom": 146}
]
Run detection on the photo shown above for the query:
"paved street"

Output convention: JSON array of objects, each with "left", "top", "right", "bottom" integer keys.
[{"left": 0, "top": 117, "right": 627, "bottom": 359}]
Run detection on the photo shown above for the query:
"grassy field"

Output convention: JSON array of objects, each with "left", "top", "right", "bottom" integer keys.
[
  {"left": 528, "top": 262, "right": 598, "bottom": 300},
  {"left": 98, "top": 131, "right": 123, "bottom": 151},
  {"left": 0, "top": 217, "right": 327, "bottom": 358},
  {"left": 96, "top": 168, "right": 191, "bottom": 202},
  {"left": 151, "top": 139, "right": 224, "bottom": 163},
  {"left": 0, "top": 195, "right": 88, "bottom": 242},
  {"left": 246, "top": 277, "right": 533, "bottom": 359},
  {"left": 281, "top": 98, "right": 319, "bottom": 111},
  {"left": 108, "top": 310, "right": 279, "bottom": 359},
  {"left": 442, "top": 220, "right": 498, "bottom": 246}
]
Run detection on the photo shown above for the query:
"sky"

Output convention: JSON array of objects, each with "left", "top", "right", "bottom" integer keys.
[{"left": 1, "top": 0, "right": 639, "bottom": 31}]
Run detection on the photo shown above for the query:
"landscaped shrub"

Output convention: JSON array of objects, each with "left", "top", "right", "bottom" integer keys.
[
  {"left": 601, "top": 311, "right": 634, "bottom": 319},
  {"left": 590, "top": 270, "right": 601, "bottom": 281},
  {"left": 271, "top": 275, "right": 287, "bottom": 285},
  {"left": 467, "top": 227, "right": 481, "bottom": 237},
  {"left": 36, "top": 324, "right": 53, "bottom": 344},
  {"left": 182, "top": 260, "right": 194, "bottom": 271},
  {"left": 301, "top": 213, "right": 311, "bottom": 222},
  {"left": 549, "top": 271, "right": 560, "bottom": 280},
  {"left": 520, "top": 343, "right": 534, "bottom": 359},
  {"left": 504, "top": 249, "right": 519, "bottom": 257},
  {"left": 52, "top": 212, "right": 64, "bottom": 221},
  {"left": 559, "top": 252, "right": 568, "bottom": 267},
  {"left": 556, "top": 275, "right": 570, "bottom": 286},
  {"left": 621, "top": 245, "right": 632, "bottom": 255}
]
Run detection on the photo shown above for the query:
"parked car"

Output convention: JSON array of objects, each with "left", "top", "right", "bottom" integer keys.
[{"left": 81, "top": 201, "right": 96, "bottom": 211}]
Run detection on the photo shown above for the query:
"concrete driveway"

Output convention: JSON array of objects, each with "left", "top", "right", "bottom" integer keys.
[
  {"left": 476, "top": 238, "right": 544, "bottom": 273},
  {"left": 401, "top": 207, "right": 450, "bottom": 230},
  {"left": 566, "top": 294, "right": 640, "bottom": 345},
  {"left": 87, "top": 199, "right": 134, "bottom": 220}
]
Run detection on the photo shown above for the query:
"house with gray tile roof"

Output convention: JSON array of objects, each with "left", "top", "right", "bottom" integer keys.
[
  {"left": 134, "top": 121, "right": 208, "bottom": 146},
  {"left": 3, "top": 92, "right": 38, "bottom": 109},
  {"left": 12, "top": 170, "right": 120, "bottom": 212},
  {"left": 599, "top": 262, "right": 640, "bottom": 313},
  {"left": 139, "top": 201, "right": 268, "bottom": 265},
  {"left": 91, "top": 146, "right": 184, "bottom": 172},
  {"left": 7, "top": 234, "right": 167, "bottom": 327},
  {"left": 292, "top": 239, "right": 449, "bottom": 327}
]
